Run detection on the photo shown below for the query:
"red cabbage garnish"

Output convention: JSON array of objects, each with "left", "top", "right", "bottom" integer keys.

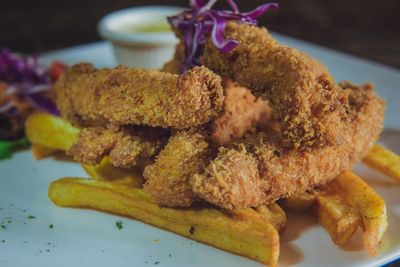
[
  {"left": 0, "top": 48, "right": 60, "bottom": 117},
  {"left": 168, "top": 0, "right": 279, "bottom": 73}
]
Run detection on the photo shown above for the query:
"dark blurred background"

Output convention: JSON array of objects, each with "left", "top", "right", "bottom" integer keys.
[{"left": 1, "top": 0, "right": 399, "bottom": 68}]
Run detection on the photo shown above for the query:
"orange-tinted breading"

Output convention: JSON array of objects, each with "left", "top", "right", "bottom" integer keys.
[
  {"left": 55, "top": 63, "right": 224, "bottom": 129},
  {"left": 68, "top": 126, "right": 120, "bottom": 165},
  {"left": 143, "top": 129, "right": 209, "bottom": 207},
  {"left": 68, "top": 125, "right": 167, "bottom": 168},
  {"left": 192, "top": 83, "right": 385, "bottom": 209},
  {"left": 211, "top": 80, "right": 271, "bottom": 146},
  {"left": 161, "top": 55, "right": 273, "bottom": 147},
  {"left": 203, "top": 22, "right": 346, "bottom": 150}
]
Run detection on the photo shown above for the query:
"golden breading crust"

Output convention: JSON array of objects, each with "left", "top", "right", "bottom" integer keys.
[
  {"left": 211, "top": 80, "right": 272, "bottom": 146},
  {"left": 55, "top": 63, "right": 224, "bottom": 129},
  {"left": 143, "top": 129, "right": 209, "bottom": 207},
  {"left": 68, "top": 125, "right": 167, "bottom": 168},
  {"left": 191, "top": 83, "right": 385, "bottom": 209},
  {"left": 161, "top": 52, "right": 273, "bottom": 148},
  {"left": 203, "top": 22, "right": 346, "bottom": 150}
]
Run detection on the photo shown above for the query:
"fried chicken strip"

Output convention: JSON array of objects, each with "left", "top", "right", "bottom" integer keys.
[
  {"left": 68, "top": 125, "right": 167, "bottom": 168},
  {"left": 211, "top": 80, "right": 272, "bottom": 146},
  {"left": 55, "top": 63, "right": 224, "bottom": 129},
  {"left": 192, "top": 83, "right": 385, "bottom": 209},
  {"left": 202, "top": 22, "right": 345, "bottom": 149},
  {"left": 143, "top": 129, "right": 209, "bottom": 207},
  {"left": 161, "top": 55, "right": 272, "bottom": 146}
]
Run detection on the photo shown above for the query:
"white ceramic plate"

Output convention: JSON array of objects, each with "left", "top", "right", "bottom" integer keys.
[{"left": 0, "top": 37, "right": 399, "bottom": 267}]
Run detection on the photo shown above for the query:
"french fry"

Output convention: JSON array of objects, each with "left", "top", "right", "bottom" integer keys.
[
  {"left": 31, "top": 144, "right": 60, "bottom": 159},
  {"left": 82, "top": 157, "right": 144, "bottom": 187},
  {"left": 363, "top": 144, "right": 400, "bottom": 182},
  {"left": 329, "top": 171, "right": 387, "bottom": 256},
  {"left": 254, "top": 204, "right": 287, "bottom": 233},
  {"left": 25, "top": 112, "right": 79, "bottom": 151},
  {"left": 279, "top": 192, "right": 315, "bottom": 212},
  {"left": 226, "top": 203, "right": 287, "bottom": 233},
  {"left": 49, "top": 178, "right": 280, "bottom": 266},
  {"left": 312, "top": 187, "right": 360, "bottom": 245}
]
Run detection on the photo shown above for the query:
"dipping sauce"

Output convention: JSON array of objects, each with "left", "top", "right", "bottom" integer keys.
[
  {"left": 118, "top": 22, "right": 172, "bottom": 33},
  {"left": 98, "top": 6, "right": 182, "bottom": 68}
]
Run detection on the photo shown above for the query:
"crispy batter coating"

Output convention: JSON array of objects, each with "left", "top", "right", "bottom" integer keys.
[
  {"left": 161, "top": 53, "right": 273, "bottom": 147},
  {"left": 202, "top": 22, "right": 346, "bottom": 149},
  {"left": 57, "top": 23, "right": 386, "bottom": 211},
  {"left": 192, "top": 83, "right": 385, "bottom": 209},
  {"left": 211, "top": 80, "right": 271, "bottom": 146},
  {"left": 143, "top": 129, "right": 209, "bottom": 207},
  {"left": 68, "top": 125, "right": 167, "bottom": 168},
  {"left": 68, "top": 126, "right": 118, "bottom": 165},
  {"left": 55, "top": 63, "right": 224, "bottom": 129}
]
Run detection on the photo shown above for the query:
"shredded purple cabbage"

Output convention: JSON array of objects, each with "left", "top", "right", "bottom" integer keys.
[
  {"left": 0, "top": 48, "right": 60, "bottom": 117},
  {"left": 168, "top": 0, "right": 278, "bottom": 73}
]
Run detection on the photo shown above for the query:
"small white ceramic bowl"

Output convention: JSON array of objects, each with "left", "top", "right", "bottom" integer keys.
[{"left": 97, "top": 6, "right": 183, "bottom": 69}]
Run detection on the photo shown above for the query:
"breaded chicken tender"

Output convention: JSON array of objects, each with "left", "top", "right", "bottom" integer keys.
[
  {"left": 202, "top": 22, "right": 346, "bottom": 149},
  {"left": 211, "top": 80, "right": 272, "bottom": 146},
  {"left": 191, "top": 83, "right": 385, "bottom": 209},
  {"left": 68, "top": 125, "right": 167, "bottom": 168},
  {"left": 55, "top": 63, "right": 224, "bottom": 129},
  {"left": 143, "top": 129, "right": 209, "bottom": 207},
  {"left": 161, "top": 56, "right": 272, "bottom": 146}
]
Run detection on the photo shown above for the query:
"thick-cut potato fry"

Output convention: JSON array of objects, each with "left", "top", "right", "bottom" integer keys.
[
  {"left": 313, "top": 187, "right": 360, "bottom": 245},
  {"left": 279, "top": 192, "right": 315, "bottom": 212},
  {"left": 49, "top": 178, "right": 280, "bottom": 266},
  {"left": 31, "top": 144, "right": 60, "bottom": 159},
  {"left": 25, "top": 112, "right": 79, "bottom": 151},
  {"left": 226, "top": 203, "right": 286, "bottom": 233},
  {"left": 82, "top": 157, "right": 144, "bottom": 187},
  {"left": 254, "top": 204, "right": 287, "bottom": 233},
  {"left": 363, "top": 144, "right": 400, "bottom": 182},
  {"left": 329, "top": 171, "right": 387, "bottom": 256}
]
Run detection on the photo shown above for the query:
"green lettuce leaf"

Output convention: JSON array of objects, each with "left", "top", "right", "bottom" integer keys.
[{"left": 0, "top": 138, "right": 29, "bottom": 160}]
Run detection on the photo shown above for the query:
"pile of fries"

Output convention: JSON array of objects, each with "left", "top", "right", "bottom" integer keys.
[{"left": 25, "top": 112, "right": 400, "bottom": 266}]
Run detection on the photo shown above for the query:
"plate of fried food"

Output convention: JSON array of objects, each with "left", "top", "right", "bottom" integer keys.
[{"left": 1, "top": 1, "right": 400, "bottom": 267}]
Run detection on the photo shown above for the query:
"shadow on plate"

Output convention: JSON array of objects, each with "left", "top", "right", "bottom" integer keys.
[
  {"left": 380, "top": 128, "right": 400, "bottom": 154},
  {"left": 53, "top": 153, "right": 75, "bottom": 163},
  {"left": 340, "top": 228, "right": 364, "bottom": 251},
  {"left": 278, "top": 211, "right": 316, "bottom": 266}
]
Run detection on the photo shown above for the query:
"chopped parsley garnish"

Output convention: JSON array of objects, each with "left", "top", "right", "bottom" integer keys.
[{"left": 115, "top": 220, "right": 123, "bottom": 230}]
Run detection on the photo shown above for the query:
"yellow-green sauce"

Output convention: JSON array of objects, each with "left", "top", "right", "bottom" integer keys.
[{"left": 119, "top": 22, "right": 172, "bottom": 33}]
